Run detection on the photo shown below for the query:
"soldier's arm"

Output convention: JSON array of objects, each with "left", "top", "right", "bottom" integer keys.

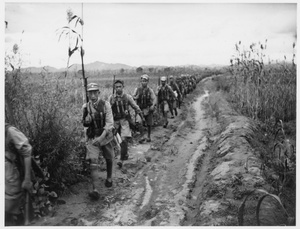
[
  {"left": 168, "top": 85, "right": 176, "bottom": 98},
  {"left": 127, "top": 94, "right": 145, "bottom": 121},
  {"left": 127, "top": 94, "right": 142, "bottom": 114},
  {"left": 156, "top": 86, "right": 161, "bottom": 103},
  {"left": 133, "top": 87, "right": 139, "bottom": 100},
  {"left": 175, "top": 83, "right": 182, "bottom": 97},
  {"left": 9, "top": 127, "right": 32, "bottom": 190},
  {"left": 104, "top": 101, "right": 114, "bottom": 132},
  {"left": 82, "top": 103, "right": 91, "bottom": 127},
  {"left": 149, "top": 88, "right": 157, "bottom": 107}
]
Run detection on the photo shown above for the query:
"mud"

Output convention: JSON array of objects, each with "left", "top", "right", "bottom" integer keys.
[{"left": 30, "top": 75, "right": 295, "bottom": 226}]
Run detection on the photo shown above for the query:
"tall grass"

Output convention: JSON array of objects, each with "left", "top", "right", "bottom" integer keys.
[
  {"left": 225, "top": 41, "right": 296, "bottom": 222},
  {"left": 228, "top": 41, "right": 296, "bottom": 125}
]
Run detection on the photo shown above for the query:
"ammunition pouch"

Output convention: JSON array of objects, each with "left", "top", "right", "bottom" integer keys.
[
  {"left": 94, "top": 128, "right": 103, "bottom": 137},
  {"left": 86, "top": 127, "right": 103, "bottom": 139},
  {"left": 86, "top": 126, "right": 95, "bottom": 139}
]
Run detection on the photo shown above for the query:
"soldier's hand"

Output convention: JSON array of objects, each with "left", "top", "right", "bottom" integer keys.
[
  {"left": 84, "top": 114, "right": 92, "bottom": 125},
  {"left": 92, "top": 137, "right": 101, "bottom": 146},
  {"left": 22, "top": 179, "right": 33, "bottom": 193}
]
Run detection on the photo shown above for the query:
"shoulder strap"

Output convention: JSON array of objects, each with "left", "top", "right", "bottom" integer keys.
[
  {"left": 99, "top": 99, "right": 106, "bottom": 114},
  {"left": 87, "top": 102, "right": 92, "bottom": 115}
]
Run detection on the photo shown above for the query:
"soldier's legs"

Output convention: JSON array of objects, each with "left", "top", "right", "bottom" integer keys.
[
  {"left": 178, "top": 96, "right": 181, "bottom": 109},
  {"left": 120, "top": 140, "right": 129, "bottom": 160},
  {"left": 146, "top": 113, "right": 153, "bottom": 140},
  {"left": 5, "top": 196, "right": 24, "bottom": 226},
  {"left": 5, "top": 211, "right": 24, "bottom": 226},
  {"left": 102, "top": 142, "right": 114, "bottom": 186},
  {"left": 117, "top": 119, "right": 131, "bottom": 168},
  {"left": 173, "top": 100, "right": 178, "bottom": 116},
  {"left": 168, "top": 101, "right": 174, "bottom": 118},
  {"left": 86, "top": 141, "right": 101, "bottom": 199},
  {"left": 162, "top": 101, "right": 169, "bottom": 128}
]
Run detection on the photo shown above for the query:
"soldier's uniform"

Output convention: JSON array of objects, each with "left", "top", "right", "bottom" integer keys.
[
  {"left": 157, "top": 76, "right": 176, "bottom": 128},
  {"left": 169, "top": 75, "right": 182, "bottom": 114},
  {"left": 109, "top": 80, "right": 143, "bottom": 167},
  {"left": 5, "top": 124, "right": 32, "bottom": 225},
  {"left": 82, "top": 83, "right": 115, "bottom": 199},
  {"left": 134, "top": 74, "right": 157, "bottom": 142}
]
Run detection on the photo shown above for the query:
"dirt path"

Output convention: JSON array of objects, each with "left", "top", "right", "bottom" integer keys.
[
  {"left": 31, "top": 75, "right": 295, "bottom": 226},
  {"left": 31, "top": 78, "right": 211, "bottom": 226}
]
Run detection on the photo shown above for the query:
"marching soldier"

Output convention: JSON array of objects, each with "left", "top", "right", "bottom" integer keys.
[
  {"left": 134, "top": 74, "right": 157, "bottom": 142},
  {"left": 109, "top": 80, "right": 145, "bottom": 168},
  {"left": 82, "top": 83, "right": 115, "bottom": 200},
  {"left": 169, "top": 75, "right": 182, "bottom": 115},
  {"left": 157, "top": 76, "right": 176, "bottom": 128}
]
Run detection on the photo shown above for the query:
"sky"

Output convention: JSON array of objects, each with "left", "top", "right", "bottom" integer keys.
[{"left": 4, "top": 1, "right": 298, "bottom": 69}]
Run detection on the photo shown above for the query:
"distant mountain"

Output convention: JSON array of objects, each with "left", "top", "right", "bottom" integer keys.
[
  {"left": 21, "top": 65, "right": 58, "bottom": 73},
  {"left": 59, "top": 61, "right": 134, "bottom": 72},
  {"left": 20, "top": 61, "right": 225, "bottom": 74},
  {"left": 21, "top": 61, "right": 134, "bottom": 73}
]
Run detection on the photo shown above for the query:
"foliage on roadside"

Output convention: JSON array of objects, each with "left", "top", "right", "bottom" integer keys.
[
  {"left": 5, "top": 49, "right": 86, "bottom": 217},
  {"left": 228, "top": 40, "right": 296, "bottom": 124},
  {"left": 213, "top": 40, "right": 297, "bottom": 225}
]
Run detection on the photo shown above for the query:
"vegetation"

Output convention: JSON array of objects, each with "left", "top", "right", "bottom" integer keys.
[
  {"left": 228, "top": 40, "right": 296, "bottom": 124},
  {"left": 213, "top": 40, "right": 296, "bottom": 225}
]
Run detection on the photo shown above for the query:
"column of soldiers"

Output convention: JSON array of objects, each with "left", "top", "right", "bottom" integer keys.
[
  {"left": 81, "top": 73, "right": 199, "bottom": 201},
  {"left": 82, "top": 73, "right": 199, "bottom": 200},
  {"left": 5, "top": 73, "right": 199, "bottom": 226}
]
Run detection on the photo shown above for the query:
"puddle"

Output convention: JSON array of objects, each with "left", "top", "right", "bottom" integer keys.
[
  {"left": 130, "top": 144, "right": 151, "bottom": 154},
  {"left": 140, "top": 176, "right": 153, "bottom": 209},
  {"left": 194, "top": 90, "right": 209, "bottom": 122},
  {"left": 176, "top": 92, "right": 209, "bottom": 198}
]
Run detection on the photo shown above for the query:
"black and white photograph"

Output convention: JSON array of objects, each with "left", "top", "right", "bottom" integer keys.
[{"left": 4, "top": 0, "right": 297, "bottom": 226}]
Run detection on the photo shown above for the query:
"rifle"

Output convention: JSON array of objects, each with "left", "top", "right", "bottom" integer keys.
[
  {"left": 18, "top": 155, "right": 40, "bottom": 226},
  {"left": 81, "top": 49, "right": 88, "bottom": 104},
  {"left": 24, "top": 191, "right": 34, "bottom": 225},
  {"left": 113, "top": 74, "right": 116, "bottom": 96}
]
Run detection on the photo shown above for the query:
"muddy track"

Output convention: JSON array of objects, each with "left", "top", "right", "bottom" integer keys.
[{"left": 32, "top": 79, "right": 212, "bottom": 226}]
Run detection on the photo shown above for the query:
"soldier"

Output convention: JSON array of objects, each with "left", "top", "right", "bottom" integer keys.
[
  {"left": 176, "top": 75, "right": 185, "bottom": 107},
  {"left": 82, "top": 83, "right": 115, "bottom": 200},
  {"left": 5, "top": 123, "right": 33, "bottom": 225},
  {"left": 191, "top": 75, "right": 197, "bottom": 90},
  {"left": 109, "top": 80, "right": 145, "bottom": 168},
  {"left": 169, "top": 75, "right": 182, "bottom": 115},
  {"left": 181, "top": 74, "right": 188, "bottom": 97},
  {"left": 134, "top": 74, "right": 157, "bottom": 142},
  {"left": 157, "top": 76, "right": 176, "bottom": 128}
]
